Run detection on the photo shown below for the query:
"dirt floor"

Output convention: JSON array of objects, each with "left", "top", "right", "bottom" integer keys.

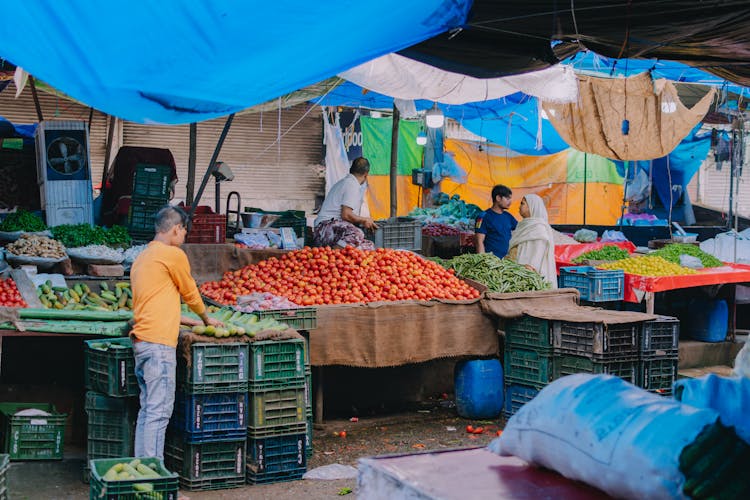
[{"left": 7, "top": 405, "right": 504, "bottom": 499}]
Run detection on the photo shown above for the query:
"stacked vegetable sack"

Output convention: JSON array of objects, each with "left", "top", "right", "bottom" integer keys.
[{"left": 200, "top": 246, "right": 480, "bottom": 306}]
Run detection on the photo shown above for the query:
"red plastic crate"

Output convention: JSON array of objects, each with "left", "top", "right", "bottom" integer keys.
[{"left": 187, "top": 214, "right": 227, "bottom": 244}]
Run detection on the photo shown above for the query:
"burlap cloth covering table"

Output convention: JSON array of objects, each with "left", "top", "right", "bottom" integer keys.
[{"left": 481, "top": 288, "right": 657, "bottom": 324}]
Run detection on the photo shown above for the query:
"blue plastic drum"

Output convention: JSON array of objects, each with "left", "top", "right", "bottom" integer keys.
[
  {"left": 683, "top": 299, "right": 728, "bottom": 343},
  {"left": 454, "top": 358, "right": 504, "bottom": 419}
]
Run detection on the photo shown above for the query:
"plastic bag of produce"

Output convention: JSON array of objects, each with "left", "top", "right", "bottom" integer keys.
[
  {"left": 573, "top": 228, "right": 597, "bottom": 243},
  {"left": 494, "top": 374, "right": 721, "bottom": 499},
  {"left": 673, "top": 374, "right": 750, "bottom": 443},
  {"left": 679, "top": 254, "right": 704, "bottom": 270}
]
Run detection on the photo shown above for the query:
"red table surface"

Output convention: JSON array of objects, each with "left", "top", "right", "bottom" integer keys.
[
  {"left": 622, "top": 263, "right": 750, "bottom": 302},
  {"left": 555, "top": 241, "right": 637, "bottom": 271}
]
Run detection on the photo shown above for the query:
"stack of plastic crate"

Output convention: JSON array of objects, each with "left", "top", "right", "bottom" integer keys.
[
  {"left": 83, "top": 337, "right": 139, "bottom": 482},
  {"left": 255, "top": 307, "right": 316, "bottom": 457},
  {"left": 128, "top": 163, "right": 172, "bottom": 242},
  {"left": 165, "top": 342, "right": 249, "bottom": 491},
  {"left": 502, "top": 315, "right": 556, "bottom": 419},
  {"left": 638, "top": 316, "right": 680, "bottom": 396},
  {"left": 247, "top": 338, "right": 308, "bottom": 484}
]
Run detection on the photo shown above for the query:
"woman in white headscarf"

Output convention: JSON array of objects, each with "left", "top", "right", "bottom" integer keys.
[{"left": 507, "top": 194, "right": 557, "bottom": 288}]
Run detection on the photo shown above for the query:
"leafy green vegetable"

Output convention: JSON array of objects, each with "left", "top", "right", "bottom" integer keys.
[
  {"left": 572, "top": 245, "right": 630, "bottom": 263},
  {"left": 51, "top": 224, "right": 132, "bottom": 248},
  {"left": 652, "top": 244, "right": 723, "bottom": 268},
  {"left": 0, "top": 210, "right": 47, "bottom": 232},
  {"left": 432, "top": 253, "right": 550, "bottom": 293}
]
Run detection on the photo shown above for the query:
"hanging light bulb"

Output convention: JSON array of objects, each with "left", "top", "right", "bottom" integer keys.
[
  {"left": 416, "top": 131, "right": 427, "bottom": 146},
  {"left": 425, "top": 103, "right": 444, "bottom": 128}
]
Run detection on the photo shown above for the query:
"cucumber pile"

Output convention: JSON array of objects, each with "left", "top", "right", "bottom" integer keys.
[
  {"left": 184, "top": 306, "right": 289, "bottom": 338},
  {"left": 36, "top": 280, "right": 132, "bottom": 311},
  {"left": 679, "top": 421, "right": 750, "bottom": 498}
]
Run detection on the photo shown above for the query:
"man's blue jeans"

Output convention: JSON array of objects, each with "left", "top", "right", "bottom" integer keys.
[{"left": 133, "top": 341, "right": 176, "bottom": 459}]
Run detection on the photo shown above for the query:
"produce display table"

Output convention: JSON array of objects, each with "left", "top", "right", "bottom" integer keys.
[{"left": 358, "top": 447, "right": 610, "bottom": 499}]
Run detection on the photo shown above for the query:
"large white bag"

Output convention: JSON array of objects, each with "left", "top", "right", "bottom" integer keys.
[{"left": 495, "top": 374, "right": 719, "bottom": 499}]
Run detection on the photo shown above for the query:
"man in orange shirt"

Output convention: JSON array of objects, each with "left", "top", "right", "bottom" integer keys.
[{"left": 130, "top": 206, "right": 222, "bottom": 459}]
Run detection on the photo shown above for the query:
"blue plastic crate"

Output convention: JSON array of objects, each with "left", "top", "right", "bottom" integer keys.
[
  {"left": 170, "top": 392, "right": 247, "bottom": 443},
  {"left": 502, "top": 384, "right": 540, "bottom": 419},
  {"left": 246, "top": 433, "right": 306, "bottom": 484},
  {"left": 558, "top": 266, "right": 624, "bottom": 302}
]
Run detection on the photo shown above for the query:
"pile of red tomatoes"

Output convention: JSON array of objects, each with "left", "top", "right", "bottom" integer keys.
[
  {"left": 200, "top": 246, "right": 480, "bottom": 306},
  {"left": 0, "top": 278, "right": 27, "bottom": 307}
]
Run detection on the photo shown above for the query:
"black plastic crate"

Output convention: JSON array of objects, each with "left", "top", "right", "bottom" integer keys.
[
  {"left": 502, "top": 384, "right": 540, "bottom": 419},
  {"left": 503, "top": 347, "right": 554, "bottom": 388},
  {"left": 164, "top": 435, "right": 245, "bottom": 491},
  {"left": 177, "top": 342, "right": 249, "bottom": 394},
  {"left": 553, "top": 355, "right": 638, "bottom": 385},
  {"left": 638, "top": 357, "right": 678, "bottom": 395},
  {"left": 84, "top": 338, "right": 139, "bottom": 397},
  {"left": 169, "top": 391, "right": 247, "bottom": 443},
  {"left": 641, "top": 316, "right": 679, "bottom": 358},
  {"left": 553, "top": 321, "right": 639, "bottom": 359},
  {"left": 132, "top": 163, "right": 172, "bottom": 200},
  {"left": 558, "top": 266, "right": 624, "bottom": 302},
  {"left": 504, "top": 315, "right": 553, "bottom": 352},
  {"left": 246, "top": 433, "right": 306, "bottom": 484},
  {"left": 85, "top": 392, "right": 137, "bottom": 460}
]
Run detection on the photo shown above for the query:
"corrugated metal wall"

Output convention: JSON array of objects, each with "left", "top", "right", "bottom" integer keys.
[
  {"left": 122, "top": 104, "right": 324, "bottom": 214},
  {"left": 0, "top": 87, "right": 110, "bottom": 187},
  {"left": 1, "top": 89, "right": 325, "bottom": 215}
]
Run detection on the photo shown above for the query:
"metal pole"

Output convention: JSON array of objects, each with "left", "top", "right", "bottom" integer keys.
[
  {"left": 101, "top": 115, "right": 116, "bottom": 189},
  {"left": 191, "top": 114, "right": 234, "bottom": 216},
  {"left": 186, "top": 123, "right": 197, "bottom": 206},
  {"left": 619, "top": 161, "right": 629, "bottom": 231},
  {"left": 28, "top": 76, "right": 43, "bottom": 122},
  {"left": 389, "top": 104, "right": 400, "bottom": 217},
  {"left": 583, "top": 153, "right": 587, "bottom": 225}
]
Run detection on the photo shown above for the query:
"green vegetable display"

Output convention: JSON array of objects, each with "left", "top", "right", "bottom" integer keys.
[
  {"left": 652, "top": 244, "right": 723, "bottom": 268},
  {"left": 51, "top": 223, "right": 131, "bottom": 248},
  {"left": 432, "top": 253, "right": 550, "bottom": 293},
  {"left": 0, "top": 210, "right": 47, "bottom": 232},
  {"left": 572, "top": 245, "right": 630, "bottom": 263}
]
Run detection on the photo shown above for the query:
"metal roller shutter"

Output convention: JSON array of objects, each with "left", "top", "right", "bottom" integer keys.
[{"left": 121, "top": 103, "right": 324, "bottom": 215}]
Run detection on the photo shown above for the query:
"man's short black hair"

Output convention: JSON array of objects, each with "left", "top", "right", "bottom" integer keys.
[
  {"left": 491, "top": 185, "right": 512, "bottom": 202},
  {"left": 154, "top": 206, "right": 189, "bottom": 233},
  {"left": 350, "top": 157, "right": 370, "bottom": 176}
]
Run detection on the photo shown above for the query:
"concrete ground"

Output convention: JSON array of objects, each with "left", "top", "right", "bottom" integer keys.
[{"left": 6, "top": 407, "right": 501, "bottom": 499}]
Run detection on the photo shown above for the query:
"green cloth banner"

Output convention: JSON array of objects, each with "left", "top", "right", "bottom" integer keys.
[
  {"left": 361, "top": 116, "right": 424, "bottom": 176},
  {"left": 566, "top": 150, "right": 624, "bottom": 184}
]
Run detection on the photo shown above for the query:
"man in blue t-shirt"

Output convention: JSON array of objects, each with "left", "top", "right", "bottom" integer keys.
[{"left": 475, "top": 184, "right": 517, "bottom": 258}]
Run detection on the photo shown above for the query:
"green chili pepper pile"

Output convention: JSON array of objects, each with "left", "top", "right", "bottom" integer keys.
[
  {"left": 431, "top": 253, "right": 551, "bottom": 293},
  {"left": 572, "top": 245, "right": 630, "bottom": 263},
  {"left": 0, "top": 210, "right": 47, "bottom": 232},
  {"left": 652, "top": 243, "right": 723, "bottom": 268}
]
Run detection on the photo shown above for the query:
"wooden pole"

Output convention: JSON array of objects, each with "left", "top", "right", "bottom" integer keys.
[
  {"left": 28, "top": 76, "right": 43, "bottom": 122},
  {"left": 101, "top": 115, "right": 116, "bottom": 189},
  {"left": 389, "top": 104, "right": 400, "bottom": 217},
  {"left": 186, "top": 123, "right": 197, "bottom": 206}
]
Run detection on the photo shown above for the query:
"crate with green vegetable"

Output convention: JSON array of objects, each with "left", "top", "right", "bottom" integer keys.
[
  {"left": 246, "top": 433, "right": 306, "bottom": 484},
  {"left": 164, "top": 435, "right": 245, "bottom": 491},
  {"left": 183, "top": 306, "right": 293, "bottom": 339},
  {"left": 0, "top": 402, "right": 66, "bottom": 460},
  {"left": 85, "top": 338, "right": 139, "bottom": 397},
  {"left": 36, "top": 280, "right": 133, "bottom": 312},
  {"left": 89, "top": 457, "right": 178, "bottom": 499}
]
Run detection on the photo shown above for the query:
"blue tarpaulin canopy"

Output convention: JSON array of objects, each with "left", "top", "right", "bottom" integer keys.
[{"left": 0, "top": 0, "right": 470, "bottom": 125}]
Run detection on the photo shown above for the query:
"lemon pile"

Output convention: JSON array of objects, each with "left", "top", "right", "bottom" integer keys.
[{"left": 598, "top": 256, "right": 698, "bottom": 276}]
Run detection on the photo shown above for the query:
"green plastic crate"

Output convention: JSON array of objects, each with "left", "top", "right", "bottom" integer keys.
[
  {"left": 84, "top": 338, "right": 139, "bottom": 397},
  {"left": 255, "top": 307, "right": 317, "bottom": 331},
  {"left": 503, "top": 347, "right": 554, "bottom": 388},
  {"left": 164, "top": 435, "right": 245, "bottom": 490},
  {"left": 305, "top": 369, "right": 312, "bottom": 457},
  {"left": 178, "top": 342, "right": 249, "bottom": 394},
  {"left": 0, "top": 402, "right": 66, "bottom": 460},
  {"left": 128, "top": 196, "right": 165, "bottom": 238},
  {"left": 248, "top": 339, "right": 305, "bottom": 387},
  {"left": 85, "top": 392, "right": 136, "bottom": 460},
  {"left": 132, "top": 163, "right": 172, "bottom": 200},
  {"left": 0, "top": 453, "right": 9, "bottom": 499},
  {"left": 553, "top": 355, "right": 638, "bottom": 385},
  {"left": 248, "top": 385, "right": 306, "bottom": 435},
  {"left": 504, "top": 316, "right": 554, "bottom": 352},
  {"left": 89, "top": 457, "right": 178, "bottom": 499}
]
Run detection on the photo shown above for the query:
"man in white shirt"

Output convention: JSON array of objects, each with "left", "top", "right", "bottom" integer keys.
[{"left": 313, "top": 157, "right": 379, "bottom": 249}]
